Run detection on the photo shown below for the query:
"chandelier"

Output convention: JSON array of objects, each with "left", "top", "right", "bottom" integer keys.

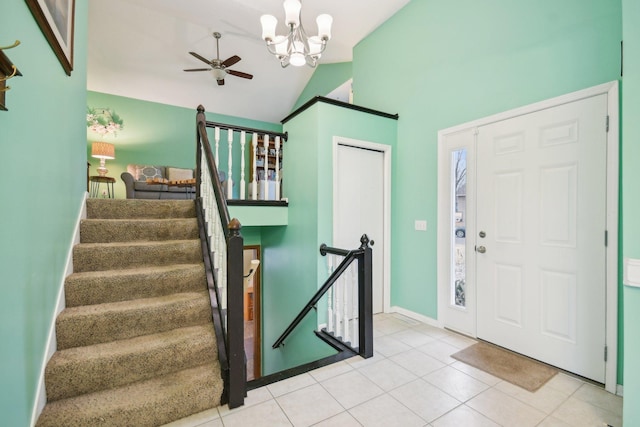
[{"left": 260, "top": 0, "right": 333, "bottom": 68}]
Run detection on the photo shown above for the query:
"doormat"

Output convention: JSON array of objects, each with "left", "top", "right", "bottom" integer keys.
[{"left": 451, "top": 342, "right": 558, "bottom": 392}]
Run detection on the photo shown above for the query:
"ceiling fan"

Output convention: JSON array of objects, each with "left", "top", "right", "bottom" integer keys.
[{"left": 184, "top": 32, "right": 253, "bottom": 86}]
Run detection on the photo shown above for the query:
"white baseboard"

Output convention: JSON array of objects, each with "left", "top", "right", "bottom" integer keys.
[
  {"left": 30, "top": 193, "right": 87, "bottom": 426},
  {"left": 388, "top": 306, "right": 442, "bottom": 328}
]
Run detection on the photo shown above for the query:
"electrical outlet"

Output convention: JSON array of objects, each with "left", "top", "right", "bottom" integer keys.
[{"left": 415, "top": 220, "right": 427, "bottom": 231}]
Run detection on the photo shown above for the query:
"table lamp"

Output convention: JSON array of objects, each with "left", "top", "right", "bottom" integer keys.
[{"left": 91, "top": 142, "right": 115, "bottom": 177}]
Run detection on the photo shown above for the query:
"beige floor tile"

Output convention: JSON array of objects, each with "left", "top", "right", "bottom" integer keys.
[
  {"left": 276, "top": 384, "right": 344, "bottom": 427},
  {"left": 466, "top": 388, "right": 546, "bottom": 427},
  {"left": 417, "top": 340, "right": 460, "bottom": 365},
  {"left": 389, "top": 328, "right": 437, "bottom": 348},
  {"left": 358, "top": 358, "right": 418, "bottom": 391},
  {"left": 267, "top": 372, "right": 317, "bottom": 397},
  {"left": 349, "top": 394, "right": 426, "bottom": 427},
  {"left": 389, "top": 378, "right": 460, "bottom": 423},
  {"left": 551, "top": 395, "right": 623, "bottom": 427},
  {"left": 308, "top": 360, "right": 354, "bottom": 382},
  {"left": 221, "top": 400, "right": 292, "bottom": 427},
  {"left": 196, "top": 419, "right": 224, "bottom": 427},
  {"left": 411, "top": 323, "right": 454, "bottom": 339},
  {"left": 449, "top": 361, "right": 501, "bottom": 386},
  {"left": 494, "top": 380, "right": 569, "bottom": 414},
  {"left": 390, "top": 349, "right": 446, "bottom": 377},
  {"left": 544, "top": 373, "right": 584, "bottom": 395},
  {"left": 374, "top": 334, "right": 413, "bottom": 357},
  {"left": 373, "top": 316, "right": 414, "bottom": 336},
  {"left": 440, "top": 333, "right": 477, "bottom": 349},
  {"left": 536, "top": 415, "right": 574, "bottom": 426},
  {"left": 311, "top": 411, "right": 362, "bottom": 427},
  {"left": 431, "top": 405, "right": 499, "bottom": 427},
  {"left": 217, "top": 386, "right": 274, "bottom": 417},
  {"left": 162, "top": 408, "right": 219, "bottom": 427},
  {"left": 572, "top": 383, "right": 623, "bottom": 414},
  {"left": 321, "top": 369, "right": 384, "bottom": 409},
  {"left": 424, "top": 366, "right": 490, "bottom": 402},
  {"left": 344, "top": 351, "right": 386, "bottom": 369}
]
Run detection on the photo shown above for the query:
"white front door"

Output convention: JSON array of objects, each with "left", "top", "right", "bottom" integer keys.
[
  {"left": 334, "top": 142, "right": 386, "bottom": 313},
  {"left": 476, "top": 94, "right": 608, "bottom": 382}
]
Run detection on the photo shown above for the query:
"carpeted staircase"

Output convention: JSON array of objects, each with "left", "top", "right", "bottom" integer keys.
[{"left": 36, "top": 198, "right": 223, "bottom": 427}]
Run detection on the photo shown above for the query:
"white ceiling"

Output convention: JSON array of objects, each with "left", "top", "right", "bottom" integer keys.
[{"left": 87, "top": 0, "right": 410, "bottom": 123}]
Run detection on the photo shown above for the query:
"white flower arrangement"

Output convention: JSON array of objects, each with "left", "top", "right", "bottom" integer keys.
[{"left": 87, "top": 107, "right": 124, "bottom": 136}]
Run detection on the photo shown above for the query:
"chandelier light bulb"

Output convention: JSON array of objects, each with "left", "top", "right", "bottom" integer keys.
[
  {"left": 316, "top": 14, "right": 333, "bottom": 40},
  {"left": 290, "top": 52, "right": 305, "bottom": 67},
  {"left": 260, "top": 15, "right": 277, "bottom": 41},
  {"left": 283, "top": 0, "right": 301, "bottom": 27}
]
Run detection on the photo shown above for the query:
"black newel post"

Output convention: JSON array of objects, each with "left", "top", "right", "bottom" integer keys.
[
  {"left": 358, "top": 234, "right": 374, "bottom": 358},
  {"left": 227, "top": 218, "right": 245, "bottom": 408}
]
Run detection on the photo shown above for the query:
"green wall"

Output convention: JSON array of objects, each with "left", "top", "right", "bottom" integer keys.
[
  {"left": 292, "top": 62, "right": 352, "bottom": 111},
  {"left": 261, "top": 100, "right": 397, "bottom": 374},
  {"left": 622, "top": 0, "right": 640, "bottom": 422},
  {"left": 353, "top": 0, "right": 623, "bottom": 380},
  {"left": 87, "top": 91, "right": 282, "bottom": 200},
  {"left": 0, "top": 2, "right": 89, "bottom": 425}
]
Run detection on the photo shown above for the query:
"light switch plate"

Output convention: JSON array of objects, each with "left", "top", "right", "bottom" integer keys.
[
  {"left": 415, "top": 220, "right": 427, "bottom": 231},
  {"left": 624, "top": 258, "right": 640, "bottom": 288}
]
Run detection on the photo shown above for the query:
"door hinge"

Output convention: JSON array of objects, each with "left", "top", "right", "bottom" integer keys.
[
  {"left": 605, "top": 345, "right": 608, "bottom": 362},
  {"left": 605, "top": 230, "right": 608, "bottom": 247},
  {"left": 606, "top": 115, "right": 610, "bottom": 133}
]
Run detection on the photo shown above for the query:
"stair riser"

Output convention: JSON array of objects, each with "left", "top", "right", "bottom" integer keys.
[
  {"left": 56, "top": 293, "right": 212, "bottom": 349},
  {"left": 80, "top": 219, "right": 199, "bottom": 243},
  {"left": 36, "top": 364, "right": 222, "bottom": 427},
  {"left": 65, "top": 265, "right": 206, "bottom": 307},
  {"left": 86, "top": 199, "right": 196, "bottom": 219},
  {"left": 45, "top": 326, "right": 216, "bottom": 401},
  {"left": 73, "top": 240, "right": 202, "bottom": 272}
]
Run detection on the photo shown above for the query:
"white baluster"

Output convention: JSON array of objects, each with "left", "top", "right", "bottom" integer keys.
[
  {"left": 214, "top": 127, "right": 220, "bottom": 169},
  {"left": 333, "top": 255, "right": 340, "bottom": 336},
  {"left": 275, "top": 136, "right": 281, "bottom": 200},
  {"left": 327, "top": 255, "right": 334, "bottom": 333},
  {"left": 227, "top": 130, "right": 233, "bottom": 199},
  {"left": 351, "top": 263, "right": 358, "bottom": 344},
  {"left": 262, "top": 134, "right": 269, "bottom": 200},
  {"left": 343, "top": 268, "right": 349, "bottom": 343},
  {"left": 252, "top": 133, "right": 258, "bottom": 200},
  {"left": 240, "top": 131, "right": 246, "bottom": 200},
  {"left": 335, "top": 269, "right": 342, "bottom": 338}
]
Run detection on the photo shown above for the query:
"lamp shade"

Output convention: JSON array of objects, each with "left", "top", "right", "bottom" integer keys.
[
  {"left": 283, "top": 0, "right": 301, "bottom": 27},
  {"left": 316, "top": 14, "right": 333, "bottom": 40},
  {"left": 260, "top": 14, "right": 277, "bottom": 41},
  {"left": 91, "top": 142, "right": 115, "bottom": 159}
]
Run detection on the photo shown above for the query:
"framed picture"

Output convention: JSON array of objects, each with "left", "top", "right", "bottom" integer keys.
[{"left": 25, "top": 0, "right": 75, "bottom": 75}]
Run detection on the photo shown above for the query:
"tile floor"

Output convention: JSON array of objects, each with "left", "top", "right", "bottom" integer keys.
[{"left": 164, "top": 313, "right": 623, "bottom": 427}]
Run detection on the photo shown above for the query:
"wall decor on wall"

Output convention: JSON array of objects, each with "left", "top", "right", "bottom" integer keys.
[
  {"left": 86, "top": 107, "right": 124, "bottom": 136},
  {"left": 25, "top": 0, "right": 75, "bottom": 76},
  {"left": 0, "top": 40, "right": 22, "bottom": 111}
]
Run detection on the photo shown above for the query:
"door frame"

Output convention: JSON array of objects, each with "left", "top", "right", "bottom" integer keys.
[
  {"left": 333, "top": 136, "right": 392, "bottom": 313},
  {"left": 437, "top": 81, "right": 619, "bottom": 393}
]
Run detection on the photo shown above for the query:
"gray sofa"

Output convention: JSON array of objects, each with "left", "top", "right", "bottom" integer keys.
[{"left": 121, "top": 164, "right": 196, "bottom": 199}]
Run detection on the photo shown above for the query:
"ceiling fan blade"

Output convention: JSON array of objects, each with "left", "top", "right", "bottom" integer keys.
[
  {"left": 227, "top": 69, "right": 253, "bottom": 80},
  {"left": 183, "top": 68, "right": 211, "bottom": 72},
  {"left": 217, "top": 79, "right": 225, "bottom": 86},
  {"left": 222, "top": 55, "right": 241, "bottom": 68},
  {"left": 189, "top": 51, "right": 212, "bottom": 65}
]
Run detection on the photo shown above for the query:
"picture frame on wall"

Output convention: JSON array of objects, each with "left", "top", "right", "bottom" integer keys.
[{"left": 25, "top": 0, "right": 75, "bottom": 76}]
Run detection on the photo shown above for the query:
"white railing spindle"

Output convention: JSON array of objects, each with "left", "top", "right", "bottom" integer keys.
[
  {"left": 227, "top": 130, "right": 233, "bottom": 199},
  {"left": 214, "top": 127, "right": 220, "bottom": 169},
  {"left": 251, "top": 133, "right": 258, "bottom": 200},
  {"left": 262, "top": 134, "right": 269, "bottom": 200},
  {"left": 275, "top": 136, "right": 281, "bottom": 200},
  {"left": 240, "top": 131, "right": 246, "bottom": 200}
]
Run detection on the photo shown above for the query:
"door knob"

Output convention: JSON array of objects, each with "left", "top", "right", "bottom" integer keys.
[{"left": 477, "top": 246, "right": 486, "bottom": 253}]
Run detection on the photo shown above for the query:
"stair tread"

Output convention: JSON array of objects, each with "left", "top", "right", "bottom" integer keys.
[
  {"left": 59, "top": 291, "right": 210, "bottom": 318},
  {"left": 36, "top": 364, "right": 222, "bottom": 427},
  {"left": 67, "top": 263, "right": 204, "bottom": 280},
  {"left": 75, "top": 239, "right": 200, "bottom": 248},
  {"left": 46, "top": 324, "right": 218, "bottom": 401}
]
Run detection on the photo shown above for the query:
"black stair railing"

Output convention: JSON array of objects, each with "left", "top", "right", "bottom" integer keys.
[
  {"left": 272, "top": 235, "right": 373, "bottom": 359},
  {"left": 194, "top": 105, "right": 245, "bottom": 409}
]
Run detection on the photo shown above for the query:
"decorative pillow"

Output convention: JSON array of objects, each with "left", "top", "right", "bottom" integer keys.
[
  {"left": 167, "top": 167, "right": 194, "bottom": 181},
  {"left": 135, "top": 165, "right": 164, "bottom": 182}
]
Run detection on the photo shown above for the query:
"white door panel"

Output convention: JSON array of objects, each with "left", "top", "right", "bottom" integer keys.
[
  {"left": 476, "top": 94, "right": 608, "bottom": 382},
  {"left": 335, "top": 144, "right": 385, "bottom": 313}
]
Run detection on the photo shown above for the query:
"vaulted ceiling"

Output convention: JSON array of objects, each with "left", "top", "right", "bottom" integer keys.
[{"left": 87, "top": 0, "right": 410, "bottom": 123}]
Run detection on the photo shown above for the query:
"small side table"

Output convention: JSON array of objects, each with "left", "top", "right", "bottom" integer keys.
[{"left": 89, "top": 175, "right": 116, "bottom": 198}]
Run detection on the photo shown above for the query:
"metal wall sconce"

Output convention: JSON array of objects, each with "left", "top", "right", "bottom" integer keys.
[{"left": 0, "top": 40, "right": 22, "bottom": 111}]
